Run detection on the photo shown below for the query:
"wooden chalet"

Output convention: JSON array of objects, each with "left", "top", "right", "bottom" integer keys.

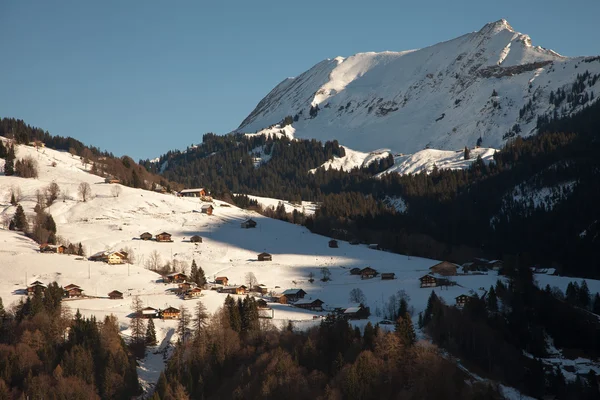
[
  {"left": 88, "top": 251, "right": 127, "bottom": 264},
  {"left": 179, "top": 188, "right": 206, "bottom": 198},
  {"left": 215, "top": 276, "right": 229, "bottom": 286},
  {"left": 163, "top": 272, "right": 188, "bottom": 283},
  {"left": 161, "top": 307, "right": 180, "bottom": 319},
  {"left": 257, "top": 252, "right": 272, "bottom": 262},
  {"left": 141, "top": 307, "right": 159, "bottom": 318},
  {"left": 186, "top": 287, "right": 202, "bottom": 299},
  {"left": 256, "top": 299, "right": 269, "bottom": 309},
  {"left": 381, "top": 272, "right": 395, "bottom": 280},
  {"left": 281, "top": 289, "right": 307, "bottom": 302},
  {"left": 104, "top": 177, "right": 121, "bottom": 184},
  {"left": 251, "top": 285, "right": 268, "bottom": 295},
  {"left": 190, "top": 235, "right": 202, "bottom": 243},
  {"left": 155, "top": 232, "right": 173, "bottom": 242},
  {"left": 350, "top": 267, "right": 362, "bottom": 275},
  {"left": 140, "top": 232, "right": 153, "bottom": 241},
  {"left": 419, "top": 274, "right": 438, "bottom": 288},
  {"left": 108, "top": 290, "right": 123, "bottom": 299},
  {"left": 429, "top": 261, "right": 458, "bottom": 276},
  {"left": 200, "top": 204, "right": 214, "bottom": 215},
  {"left": 343, "top": 305, "right": 370, "bottom": 320},
  {"left": 241, "top": 219, "right": 257, "bottom": 229},
  {"left": 39, "top": 244, "right": 67, "bottom": 254},
  {"left": 276, "top": 294, "right": 288, "bottom": 304},
  {"left": 65, "top": 287, "right": 84, "bottom": 298},
  {"left": 456, "top": 294, "right": 476, "bottom": 307},
  {"left": 27, "top": 281, "right": 46, "bottom": 295},
  {"left": 360, "top": 267, "right": 378, "bottom": 279},
  {"left": 178, "top": 282, "right": 192, "bottom": 292},
  {"left": 328, "top": 239, "right": 338, "bottom": 248},
  {"left": 221, "top": 285, "right": 248, "bottom": 295},
  {"left": 64, "top": 284, "right": 79, "bottom": 291},
  {"left": 294, "top": 298, "right": 324, "bottom": 311}
]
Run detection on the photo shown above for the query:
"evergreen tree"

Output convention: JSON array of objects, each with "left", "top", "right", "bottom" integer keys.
[
  {"left": 193, "top": 300, "right": 209, "bottom": 333},
  {"left": 395, "top": 313, "right": 416, "bottom": 346},
  {"left": 566, "top": 282, "right": 580, "bottom": 305},
  {"left": 190, "top": 259, "right": 206, "bottom": 287},
  {"left": 10, "top": 192, "right": 16, "bottom": 206},
  {"left": 177, "top": 305, "right": 191, "bottom": 342},
  {"left": 145, "top": 318, "right": 157, "bottom": 346},
  {"left": 422, "top": 291, "right": 438, "bottom": 327},
  {"left": 0, "top": 140, "right": 6, "bottom": 158},
  {"left": 363, "top": 322, "right": 376, "bottom": 350},
  {"left": 44, "top": 214, "right": 57, "bottom": 233},
  {"left": 78, "top": 243, "right": 85, "bottom": 256},
  {"left": 592, "top": 293, "right": 600, "bottom": 315},
  {"left": 464, "top": 146, "right": 470, "bottom": 160},
  {"left": 398, "top": 298, "right": 408, "bottom": 320},
  {"left": 0, "top": 296, "right": 4, "bottom": 319},
  {"left": 4, "top": 145, "right": 15, "bottom": 176},
  {"left": 12, "top": 205, "right": 28, "bottom": 231},
  {"left": 486, "top": 286, "right": 498, "bottom": 312},
  {"left": 417, "top": 312, "right": 423, "bottom": 329},
  {"left": 578, "top": 280, "right": 591, "bottom": 309}
]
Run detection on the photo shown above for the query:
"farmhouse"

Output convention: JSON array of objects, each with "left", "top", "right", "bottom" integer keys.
[
  {"left": 350, "top": 267, "right": 362, "bottom": 275},
  {"left": 104, "top": 178, "right": 121, "bottom": 184},
  {"left": 141, "top": 307, "right": 159, "bottom": 318},
  {"left": 328, "top": 239, "right": 338, "bottom": 248},
  {"left": 221, "top": 285, "right": 248, "bottom": 295},
  {"left": 140, "top": 232, "right": 153, "bottom": 241},
  {"left": 276, "top": 294, "right": 288, "bottom": 304},
  {"left": 39, "top": 244, "right": 67, "bottom": 254},
  {"left": 190, "top": 235, "right": 202, "bottom": 243},
  {"left": 179, "top": 188, "right": 206, "bottom": 197},
  {"left": 161, "top": 307, "right": 180, "bottom": 319},
  {"left": 256, "top": 299, "right": 269, "bottom": 309},
  {"left": 360, "top": 267, "right": 378, "bottom": 279},
  {"left": 155, "top": 232, "right": 173, "bottom": 242},
  {"left": 108, "top": 290, "right": 123, "bottom": 300},
  {"left": 64, "top": 284, "right": 84, "bottom": 298},
  {"left": 250, "top": 285, "right": 268, "bottom": 295},
  {"left": 241, "top": 219, "right": 257, "bottom": 229},
  {"left": 215, "top": 276, "right": 229, "bottom": 286},
  {"left": 294, "top": 298, "right": 324, "bottom": 311},
  {"left": 200, "top": 204, "right": 214, "bottom": 215},
  {"left": 257, "top": 252, "right": 272, "bottom": 261},
  {"left": 163, "top": 272, "right": 188, "bottom": 283},
  {"left": 343, "top": 305, "right": 370, "bottom": 320},
  {"left": 88, "top": 251, "right": 127, "bottom": 264},
  {"left": 281, "top": 289, "right": 307, "bottom": 302},
  {"left": 456, "top": 294, "right": 477, "bottom": 307},
  {"left": 381, "top": 273, "right": 395, "bottom": 280},
  {"left": 429, "top": 261, "right": 458, "bottom": 276},
  {"left": 419, "top": 274, "right": 438, "bottom": 288},
  {"left": 27, "top": 281, "right": 46, "bottom": 295},
  {"left": 177, "top": 282, "right": 192, "bottom": 293},
  {"left": 186, "top": 287, "right": 202, "bottom": 299}
]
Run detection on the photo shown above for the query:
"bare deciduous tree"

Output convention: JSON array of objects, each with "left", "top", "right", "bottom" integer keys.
[
  {"left": 320, "top": 267, "right": 331, "bottom": 282},
  {"left": 349, "top": 288, "right": 366, "bottom": 304},
  {"left": 111, "top": 185, "right": 122, "bottom": 198},
  {"left": 78, "top": 182, "right": 91, "bottom": 202},
  {"left": 121, "top": 246, "right": 136, "bottom": 264},
  {"left": 46, "top": 181, "right": 60, "bottom": 205},
  {"left": 145, "top": 250, "right": 162, "bottom": 271},
  {"left": 245, "top": 272, "right": 258, "bottom": 288}
]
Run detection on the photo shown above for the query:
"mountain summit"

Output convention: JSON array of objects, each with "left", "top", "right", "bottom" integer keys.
[{"left": 237, "top": 20, "right": 599, "bottom": 153}]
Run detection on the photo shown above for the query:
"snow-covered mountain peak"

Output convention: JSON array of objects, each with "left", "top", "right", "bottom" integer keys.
[{"left": 238, "top": 20, "right": 600, "bottom": 155}]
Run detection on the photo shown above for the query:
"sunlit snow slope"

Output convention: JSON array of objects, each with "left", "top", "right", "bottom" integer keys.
[{"left": 238, "top": 19, "right": 600, "bottom": 153}]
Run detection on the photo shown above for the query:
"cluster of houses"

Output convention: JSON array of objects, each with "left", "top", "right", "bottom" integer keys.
[
  {"left": 139, "top": 232, "right": 204, "bottom": 243},
  {"left": 26, "top": 281, "right": 85, "bottom": 299},
  {"left": 349, "top": 266, "right": 395, "bottom": 280},
  {"left": 162, "top": 273, "right": 203, "bottom": 300},
  {"left": 461, "top": 258, "right": 503, "bottom": 273}
]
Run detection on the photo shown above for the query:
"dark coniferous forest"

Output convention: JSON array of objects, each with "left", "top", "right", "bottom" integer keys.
[{"left": 145, "top": 100, "right": 600, "bottom": 278}]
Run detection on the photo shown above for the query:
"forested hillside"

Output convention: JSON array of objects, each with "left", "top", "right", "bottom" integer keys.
[{"left": 150, "top": 101, "right": 600, "bottom": 278}]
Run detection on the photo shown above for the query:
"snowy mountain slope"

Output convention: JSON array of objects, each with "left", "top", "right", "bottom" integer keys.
[
  {"left": 309, "top": 147, "right": 392, "bottom": 173},
  {"left": 2, "top": 140, "right": 600, "bottom": 391},
  {"left": 238, "top": 19, "right": 600, "bottom": 153},
  {"left": 380, "top": 147, "right": 497, "bottom": 176}
]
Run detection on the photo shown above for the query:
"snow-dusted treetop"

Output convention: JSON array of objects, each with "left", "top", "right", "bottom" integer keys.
[{"left": 237, "top": 19, "right": 600, "bottom": 154}]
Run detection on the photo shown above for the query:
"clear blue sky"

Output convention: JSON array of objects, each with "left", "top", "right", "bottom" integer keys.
[{"left": 1, "top": 0, "right": 599, "bottom": 160}]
